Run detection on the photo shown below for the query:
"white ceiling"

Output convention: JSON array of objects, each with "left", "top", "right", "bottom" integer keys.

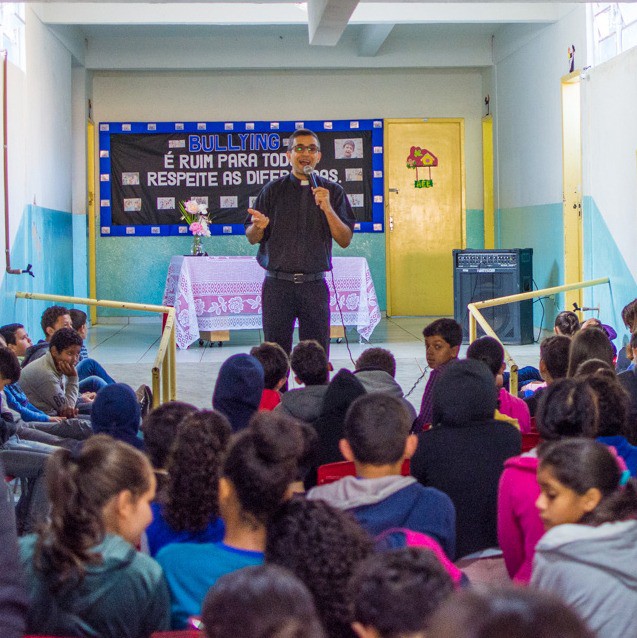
[{"left": 27, "top": 1, "right": 590, "bottom": 71}]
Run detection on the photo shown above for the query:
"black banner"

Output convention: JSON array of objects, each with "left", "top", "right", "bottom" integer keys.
[{"left": 106, "top": 127, "right": 375, "bottom": 233}]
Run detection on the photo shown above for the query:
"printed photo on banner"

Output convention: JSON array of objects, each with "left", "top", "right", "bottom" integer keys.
[{"left": 335, "top": 138, "right": 362, "bottom": 159}]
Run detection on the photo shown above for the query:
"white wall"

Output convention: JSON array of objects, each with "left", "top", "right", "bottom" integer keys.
[
  {"left": 493, "top": 6, "right": 587, "bottom": 209},
  {"left": 582, "top": 45, "right": 637, "bottom": 273},
  {"left": 24, "top": 7, "right": 73, "bottom": 213},
  {"left": 92, "top": 67, "right": 485, "bottom": 208},
  {"left": 1, "top": 6, "right": 74, "bottom": 252}
]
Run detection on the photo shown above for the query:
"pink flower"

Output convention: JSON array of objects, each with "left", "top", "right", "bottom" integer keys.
[
  {"left": 190, "top": 221, "right": 204, "bottom": 235},
  {"left": 184, "top": 200, "right": 199, "bottom": 214}
]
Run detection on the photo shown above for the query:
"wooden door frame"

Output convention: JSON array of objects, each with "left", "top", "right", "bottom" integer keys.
[
  {"left": 561, "top": 71, "right": 583, "bottom": 312},
  {"left": 384, "top": 118, "right": 466, "bottom": 316}
]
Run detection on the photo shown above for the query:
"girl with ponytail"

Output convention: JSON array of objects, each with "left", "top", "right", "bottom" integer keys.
[
  {"left": 157, "top": 410, "right": 304, "bottom": 628},
  {"left": 532, "top": 438, "right": 637, "bottom": 638},
  {"left": 19, "top": 434, "right": 170, "bottom": 638}
]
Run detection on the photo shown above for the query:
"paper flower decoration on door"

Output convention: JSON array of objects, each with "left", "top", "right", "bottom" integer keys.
[{"left": 406, "top": 146, "right": 438, "bottom": 188}]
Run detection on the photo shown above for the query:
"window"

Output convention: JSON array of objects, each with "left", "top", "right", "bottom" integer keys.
[{"left": 0, "top": 3, "right": 25, "bottom": 70}]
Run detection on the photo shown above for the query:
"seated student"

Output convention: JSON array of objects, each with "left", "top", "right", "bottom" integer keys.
[
  {"left": 275, "top": 340, "right": 330, "bottom": 422},
  {"left": 524, "top": 335, "right": 571, "bottom": 417},
  {"left": 266, "top": 498, "right": 373, "bottom": 638},
  {"left": 202, "top": 565, "right": 326, "bottom": 638},
  {"left": 19, "top": 435, "right": 170, "bottom": 638},
  {"left": 145, "top": 410, "right": 231, "bottom": 557},
  {"left": 353, "top": 347, "right": 417, "bottom": 422},
  {"left": 350, "top": 548, "right": 454, "bottom": 638},
  {"left": 410, "top": 359, "right": 521, "bottom": 560},
  {"left": 21, "top": 306, "right": 117, "bottom": 397},
  {"left": 308, "top": 393, "right": 456, "bottom": 558},
  {"left": 412, "top": 318, "right": 462, "bottom": 433},
  {"left": 584, "top": 370, "right": 637, "bottom": 476},
  {"left": 567, "top": 326, "right": 615, "bottom": 377},
  {"left": 250, "top": 342, "right": 289, "bottom": 411},
  {"left": 0, "top": 457, "right": 28, "bottom": 638},
  {"left": 617, "top": 299, "right": 637, "bottom": 372},
  {"left": 212, "top": 353, "right": 264, "bottom": 432},
  {"left": 618, "top": 332, "right": 637, "bottom": 426},
  {"left": 427, "top": 587, "right": 594, "bottom": 638},
  {"left": 0, "top": 347, "right": 90, "bottom": 446},
  {"left": 90, "top": 383, "right": 145, "bottom": 450},
  {"left": 69, "top": 309, "right": 90, "bottom": 361},
  {"left": 532, "top": 439, "right": 637, "bottom": 638},
  {"left": 157, "top": 412, "right": 304, "bottom": 628},
  {"left": 19, "top": 328, "right": 89, "bottom": 418},
  {"left": 21, "top": 305, "right": 69, "bottom": 366},
  {"left": 140, "top": 400, "right": 198, "bottom": 490},
  {"left": 554, "top": 310, "right": 581, "bottom": 337},
  {"left": 0, "top": 323, "right": 32, "bottom": 360},
  {"left": 290, "top": 421, "right": 319, "bottom": 494},
  {"left": 466, "top": 336, "right": 531, "bottom": 433},
  {"left": 624, "top": 330, "right": 637, "bottom": 371},
  {"left": 498, "top": 378, "right": 598, "bottom": 583},
  {"left": 305, "top": 369, "right": 366, "bottom": 488}
]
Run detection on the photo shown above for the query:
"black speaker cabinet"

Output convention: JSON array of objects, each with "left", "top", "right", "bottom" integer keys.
[{"left": 453, "top": 249, "right": 534, "bottom": 345}]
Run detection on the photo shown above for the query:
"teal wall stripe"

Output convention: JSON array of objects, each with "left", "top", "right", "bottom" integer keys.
[{"left": 0, "top": 205, "right": 74, "bottom": 339}]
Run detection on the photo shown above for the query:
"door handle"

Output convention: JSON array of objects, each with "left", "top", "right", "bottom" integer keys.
[{"left": 389, "top": 188, "right": 399, "bottom": 194}]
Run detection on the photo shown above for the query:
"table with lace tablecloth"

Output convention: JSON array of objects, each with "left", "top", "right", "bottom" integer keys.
[{"left": 163, "top": 255, "right": 381, "bottom": 349}]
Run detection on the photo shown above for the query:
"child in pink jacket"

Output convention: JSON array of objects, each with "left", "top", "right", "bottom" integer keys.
[{"left": 497, "top": 378, "right": 597, "bottom": 582}]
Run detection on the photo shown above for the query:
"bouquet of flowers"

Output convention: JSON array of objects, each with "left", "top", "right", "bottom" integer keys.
[{"left": 179, "top": 199, "right": 211, "bottom": 255}]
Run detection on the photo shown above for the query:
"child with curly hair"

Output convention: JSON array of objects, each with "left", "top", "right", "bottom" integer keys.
[
  {"left": 157, "top": 411, "right": 304, "bottom": 628},
  {"left": 266, "top": 498, "right": 373, "bottom": 638},
  {"left": 145, "top": 411, "right": 232, "bottom": 556}
]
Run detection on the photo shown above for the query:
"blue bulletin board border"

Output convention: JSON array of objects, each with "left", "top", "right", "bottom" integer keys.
[{"left": 98, "top": 118, "right": 384, "bottom": 237}]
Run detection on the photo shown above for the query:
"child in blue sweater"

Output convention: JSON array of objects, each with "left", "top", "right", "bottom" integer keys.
[{"left": 308, "top": 392, "right": 456, "bottom": 559}]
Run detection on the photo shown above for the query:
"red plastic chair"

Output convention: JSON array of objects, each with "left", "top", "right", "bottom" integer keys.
[
  {"left": 317, "top": 459, "right": 411, "bottom": 486},
  {"left": 521, "top": 432, "right": 540, "bottom": 453}
]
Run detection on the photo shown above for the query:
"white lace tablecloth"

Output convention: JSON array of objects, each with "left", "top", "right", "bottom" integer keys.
[{"left": 163, "top": 255, "right": 381, "bottom": 349}]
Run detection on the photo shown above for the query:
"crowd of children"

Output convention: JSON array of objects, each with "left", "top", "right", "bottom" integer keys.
[{"left": 2, "top": 301, "right": 637, "bottom": 638}]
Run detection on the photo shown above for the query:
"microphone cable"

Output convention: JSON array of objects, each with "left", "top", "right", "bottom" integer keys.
[
  {"left": 404, "top": 363, "right": 430, "bottom": 399},
  {"left": 329, "top": 267, "right": 356, "bottom": 368}
]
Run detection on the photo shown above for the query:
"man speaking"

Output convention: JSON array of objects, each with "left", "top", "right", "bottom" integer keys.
[{"left": 245, "top": 128, "right": 355, "bottom": 356}]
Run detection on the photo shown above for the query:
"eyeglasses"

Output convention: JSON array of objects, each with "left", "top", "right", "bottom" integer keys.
[{"left": 291, "top": 145, "right": 320, "bottom": 154}]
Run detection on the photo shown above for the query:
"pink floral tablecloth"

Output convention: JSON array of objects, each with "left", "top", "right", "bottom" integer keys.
[{"left": 163, "top": 255, "right": 381, "bottom": 349}]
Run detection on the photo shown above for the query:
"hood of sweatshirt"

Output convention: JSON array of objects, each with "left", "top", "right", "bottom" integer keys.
[
  {"left": 308, "top": 475, "right": 417, "bottom": 509},
  {"left": 22, "top": 533, "right": 139, "bottom": 635},
  {"left": 90, "top": 383, "right": 143, "bottom": 449},
  {"left": 354, "top": 369, "right": 404, "bottom": 398},
  {"left": 278, "top": 385, "right": 328, "bottom": 422},
  {"left": 319, "top": 369, "right": 366, "bottom": 417},
  {"left": 213, "top": 354, "right": 264, "bottom": 432},
  {"left": 503, "top": 451, "right": 539, "bottom": 473},
  {"left": 432, "top": 359, "right": 499, "bottom": 427},
  {"left": 535, "top": 520, "right": 637, "bottom": 590}
]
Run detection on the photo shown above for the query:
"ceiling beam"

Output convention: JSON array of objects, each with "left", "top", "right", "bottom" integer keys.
[
  {"left": 307, "top": 0, "right": 360, "bottom": 46},
  {"left": 358, "top": 23, "right": 394, "bottom": 56}
]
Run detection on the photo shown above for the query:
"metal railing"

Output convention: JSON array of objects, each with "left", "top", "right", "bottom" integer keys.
[
  {"left": 14, "top": 292, "right": 176, "bottom": 408},
  {"left": 467, "top": 277, "right": 611, "bottom": 395}
]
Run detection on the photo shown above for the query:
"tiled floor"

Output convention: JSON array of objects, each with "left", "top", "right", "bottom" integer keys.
[{"left": 87, "top": 317, "right": 543, "bottom": 410}]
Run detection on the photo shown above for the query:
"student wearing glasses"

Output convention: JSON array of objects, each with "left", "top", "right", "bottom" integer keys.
[{"left": 246, "top": 129, "right": 355, "bottom": 357}]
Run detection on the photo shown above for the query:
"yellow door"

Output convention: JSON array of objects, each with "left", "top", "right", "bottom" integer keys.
[
  {"left": 385, "top": 119, "right": 465, "bottom": 316},
  {"left": 561, "top": 72, "right": 583, "bottom": 312}
]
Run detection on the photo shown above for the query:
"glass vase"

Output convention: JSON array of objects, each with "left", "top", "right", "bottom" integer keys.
[{"left": 191, "top": 235, "right": 204, "bottom": 256}]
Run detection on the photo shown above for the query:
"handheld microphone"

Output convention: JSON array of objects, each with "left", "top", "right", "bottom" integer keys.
[{"left": 303, "top": 165, "right": 320, "bottom": 189}]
